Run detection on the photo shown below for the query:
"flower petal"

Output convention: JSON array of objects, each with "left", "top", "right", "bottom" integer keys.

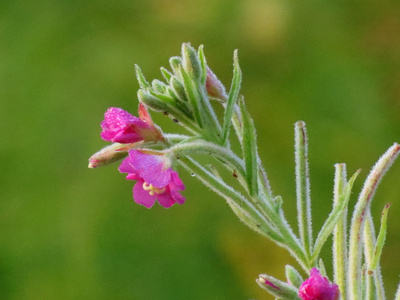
[
  {"left": 170, "top": 171, "right": 185, "bottom": 191},
  {"left": 118, "top": 157, "right": 135, "bottom": 174},
  {"left": 156, "top": 190, "right": 177, "bottom": 208},
  {"left": 128, "top": 150, "right": 171, "bottom": 188},
  {"left": 133, "top": 181, "right": 157, "bottom": 208},
  {"left": 101, "top": 107, "right": 149, "bottom": 143}
]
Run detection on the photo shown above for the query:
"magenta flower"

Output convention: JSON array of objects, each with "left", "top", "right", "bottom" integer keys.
[
  {"left": 119, "top": 150, "right": 185, "bottom": 208},
  {"left": 101, "top": 104, "right": 162, "bottom": 143},
  {"left": 299, "top": 268, "right": 339, "bottom": 300}
]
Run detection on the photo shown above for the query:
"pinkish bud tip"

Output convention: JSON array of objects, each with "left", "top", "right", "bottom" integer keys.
[
  {"left": 299, "top": 268, "right": 339, "bottom": 300},
  {"left": 205, "top": 68, "right": 227, "bottom": 100},
  {"left": 258, "top": 276, "right": 280, "bottom": 290}
]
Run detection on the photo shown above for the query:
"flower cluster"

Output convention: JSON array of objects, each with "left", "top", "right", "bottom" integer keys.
[
  {"left": 89, "top": 104, "right": 185, "bottom": 208},
  {"left": 89, "top": 43, "right": 400, "bottom": 299}
]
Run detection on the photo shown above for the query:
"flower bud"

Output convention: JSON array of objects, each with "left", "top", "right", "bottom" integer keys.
[
  {"left": 138, "top": 90, "right": 169, "bottom": 112},
  {"left": 181, "top": 43, "right": 202, "bottom": 81},
  {"left": 169, "top": 56, "right": 182, "bottom": 75},
  {"left": 88, "top": 143, "right": 130, "bottom": 168},
  {"left": 206, "top": 67, "right": 228, "bottom": 101},
  {"left": 170, "top": 76, "right": 188, "bottom": 102},
  {"left": 257, "top": 274, "right": 299, "bottom": 299},
  {"left": 151, "top": 79, "right": 168, "bottom": 94}
]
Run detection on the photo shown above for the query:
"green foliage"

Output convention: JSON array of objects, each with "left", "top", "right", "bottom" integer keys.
[{"left": 2, "top": 1, "right": 400, "bottom": 299}]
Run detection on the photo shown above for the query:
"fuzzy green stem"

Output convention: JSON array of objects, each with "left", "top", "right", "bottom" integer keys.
[
  {"left": 333, "top": 163, "right": 348, "bottom": 299},
  {"left": 348, "top": 143, "right": 400, "bottom": 299},
  {"left": 295, "top": 121, "right": 312, "bottom": 261},
  {"left": 179, "top": 156, "right": 283, "bottom": 243}
]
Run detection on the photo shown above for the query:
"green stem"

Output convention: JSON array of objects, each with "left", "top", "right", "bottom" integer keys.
[
  {"left": 348, "top": 143, "right": 400, "bottom": 299},
  {"left": 294, "top": 121, "right": 312, "bottom": 261},
  {"left": 333, "top": 163, "right": 348, "bottom": 299},
  {"left": 179, "top": 156, "right": 283, "bottom": 243}
]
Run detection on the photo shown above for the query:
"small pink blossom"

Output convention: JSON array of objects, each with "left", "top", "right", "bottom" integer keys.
[
  {"left": 299, "top": 268, "right": 339, "bottom": 300},
  {"left": 119, "top": 150, "right": 185, "bottom": 208},
  {"left": 101, "top": 104, "right": 162, "bottom": 143}
]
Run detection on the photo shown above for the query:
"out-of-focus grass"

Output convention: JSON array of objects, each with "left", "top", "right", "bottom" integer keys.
[{"left": 1, "top": 0, "right": 400, "bottom": 299}]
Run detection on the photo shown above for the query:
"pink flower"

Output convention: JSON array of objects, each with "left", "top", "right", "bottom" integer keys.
[
  {"left": 119, "top": 150, "right": 185, "bottom": 208},
  {"left": 101, "top": 104, "right": 162, "bottom": 143},
  {"left": 299, "top": 268, "right": 339, "bottom": 300}
]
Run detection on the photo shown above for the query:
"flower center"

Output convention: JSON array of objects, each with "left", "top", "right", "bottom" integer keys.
[{"left": 142, "top": 182, "right": 166, "bottom": 196}]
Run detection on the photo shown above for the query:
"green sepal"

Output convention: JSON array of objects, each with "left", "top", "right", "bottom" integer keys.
[
  {"left": 311, "top": 169, "right": 360, "bottom": 263},
  {"left": 222, "top": 49, "right": 242, "bottom": 145},
  {"left": 285, "top": 265, "right": 304, "bottom": 288},
  {"left": 239, "top": 98, "right": 258, "bottom": 196}
]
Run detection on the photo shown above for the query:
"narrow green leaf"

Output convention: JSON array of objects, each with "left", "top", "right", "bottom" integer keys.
[
  {"left": 160, "top": 67, "right": 173, "bottom": 82},
  {"left": 222, "top": 49, "right": 242, "bottom": 145},
  {"left": 311, "top": 170, "right": 360, "bottom": 263},
  {"left": 239, "top": 98, "right": 258, "bottom": 196},
  {"left": 371, "top": 203, "right": 391, "bottom": 270},
  {"left": 135, "top": 64, "right": 151, "bottom": 89}
]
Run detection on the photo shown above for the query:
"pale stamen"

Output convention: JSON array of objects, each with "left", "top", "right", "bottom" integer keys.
[{"left": 142, "top": 182, "right": 166, "bottom": 196}]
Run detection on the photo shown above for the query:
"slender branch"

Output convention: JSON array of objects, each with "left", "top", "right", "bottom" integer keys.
[
  {"left": 295, "top": 121, "right": 312, "bottom": 260},
  {"left": 333, "top": 163, "right": 348, "bottom": 299},
  {"left": 348, "top": 143, "right": 400, "bottom": 299}
]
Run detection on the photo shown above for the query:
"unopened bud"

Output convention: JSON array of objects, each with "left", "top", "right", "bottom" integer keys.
[
  {"left": 151, "top": 79, "right": 168, "bottom": 94},
  {"left": 181, "top": 43, "right": 202, "bottom": 81},
  {"left": 257, "top": 274, "right": 299, "bottom": 299},
  {"left": 138, "top": 90, "right": 169, "bottom": 112},
  {"left": 170, "top": 76, "right": 187, "bottom": 102},
  {"left": 206, "top": 67, "right": 228, "bottom": 101},
  {"left": 88, "top": 143, "right": 131, "bottom": 168},
  {"left": 169, "top": 56, "right": 182, "bottom": 75}
]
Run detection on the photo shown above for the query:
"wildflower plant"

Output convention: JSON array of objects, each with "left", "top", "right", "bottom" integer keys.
[{"left": 89, "top": 43, "right": 400, "bottom": 299}]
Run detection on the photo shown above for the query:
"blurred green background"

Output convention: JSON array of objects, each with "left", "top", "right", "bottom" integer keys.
[{"left": 1, "top": 0, "right": 400, "bottom": 299}]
